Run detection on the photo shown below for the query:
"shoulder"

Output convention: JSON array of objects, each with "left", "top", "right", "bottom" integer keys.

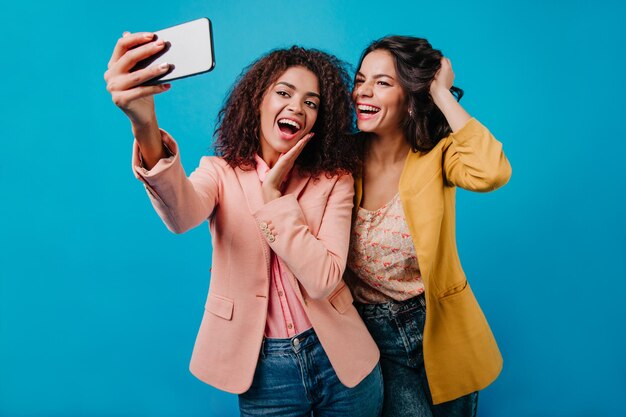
[
  {"left": 322, "top": 172, "right": 355, "bottom": 199},
  {"left": 296, "top": 171, "right": 354, "bottom": 203},
  {"left": 307, "top": 171, "right": 354, "bottom": 188},
  {"left": 405, "top": 141, "right": 446, "bottom": 166},
  {"left": 198, "top": 155, "right": 236, "bottom": 175},
  {"left": 335, "top": 172, "right": 355, "bottom": 188},
  {"left": 200, "top": 155, "right": 229, "bottom": 167}
]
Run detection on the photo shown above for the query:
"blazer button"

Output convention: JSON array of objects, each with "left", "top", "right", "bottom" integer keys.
[
  {"left": 259, "top": 222, "right": 268, "bottom": 230},
  {"left": 268, "top": 235, "right": 276, "bottom": 243}
]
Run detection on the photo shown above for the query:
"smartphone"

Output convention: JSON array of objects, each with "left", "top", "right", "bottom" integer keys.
[{"left": 132, "top": 17, "right": 215, "bottom": 85}]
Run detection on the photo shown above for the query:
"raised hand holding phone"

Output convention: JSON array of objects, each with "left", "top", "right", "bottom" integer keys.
[
  {"left": 105, "top": 32, "right": 171, "bottom": 124},
  {"left": 104, "top": 18, "right": 215, "bottom": 169},
  {"left": 104, "top": 31, "right": 172, "bottom": 168}
]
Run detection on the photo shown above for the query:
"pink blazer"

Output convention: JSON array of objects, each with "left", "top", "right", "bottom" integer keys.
[{"left": 132, "top": 131, "right": 380, "bottom": 394}]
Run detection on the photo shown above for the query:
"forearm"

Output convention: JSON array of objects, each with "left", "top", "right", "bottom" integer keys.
[
  {"left": 270, "top": 203, "right": 346, "bottom": 299},
  {"left": 133, "top": 133, "right": 220, "bottom": 233},
  {"left": 132, "top": 115, "right": 169, "bottom": 170},
  {"left": 431, "top": 89, "right": 471, "bottom": 132},
  {"left": 443, "top": 119, "right": 512, "bottom": 191},
  {"left": 253, "top": 177, "right": 354, "bottom": 300}
]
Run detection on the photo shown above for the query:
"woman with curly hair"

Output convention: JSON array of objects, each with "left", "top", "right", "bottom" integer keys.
[
  {"left": 105, "top": 32, "right": 382, "bottom": 416},
  {"left": 345, "top": 36, "right": 512, "bottom": 417}
]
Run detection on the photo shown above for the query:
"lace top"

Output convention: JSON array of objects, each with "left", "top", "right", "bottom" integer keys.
[{"left": 347, "top": 193, "right": 424, "bottom": 303}]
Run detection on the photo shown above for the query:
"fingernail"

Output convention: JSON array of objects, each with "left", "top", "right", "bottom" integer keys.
[
  {"left": 123, "top": 32, "right": 130, "bottom": 37},
  {"left": 162, "top": 84, "right": 171, "bottom": 90},
  {"left": 156, "top": 39, "right": 165, "bottom": 47},
  {"left": 144, "top": 33, "right": 154, "bottom": 39},
  {"left": 158, "top": 62, "right": 169, "bottom": 70}
]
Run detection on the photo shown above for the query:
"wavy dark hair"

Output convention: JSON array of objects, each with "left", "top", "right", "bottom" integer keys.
[
  {"left": 358, "top": 36, "right": 464, "bottom": 152},
  {"left": 214, "top": 46, "right": 358, "bottom": 176}
]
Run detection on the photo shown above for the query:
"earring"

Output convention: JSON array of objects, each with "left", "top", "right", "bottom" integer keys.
[{"left": 408, "top": 109, "right": 414, "bottom": 117}]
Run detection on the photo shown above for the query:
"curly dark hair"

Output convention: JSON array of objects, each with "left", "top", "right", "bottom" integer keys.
[
  {"left": 214, "top": 46, "right": 358, "bottom": 177},
  {"left": 358, "top": 36, "right": 464, "bottom": 152}
]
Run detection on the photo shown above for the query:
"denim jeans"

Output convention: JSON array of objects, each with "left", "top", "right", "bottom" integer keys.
[
  {"left": 355, "top": 294, "right": 478, "bottom": 417},
  {"left": 238, "top": 328, "right": 383, "bottom": 417}
]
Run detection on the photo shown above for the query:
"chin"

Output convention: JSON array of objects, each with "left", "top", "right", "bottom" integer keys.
[
  {"left": 357, "top": 122, "right": 376, "bottom": 133},
  {"left": 270, "top": 139, "right": 297, "bottom": 154}
]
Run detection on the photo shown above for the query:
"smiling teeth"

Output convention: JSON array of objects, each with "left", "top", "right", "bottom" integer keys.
[
  {"left": 278, "top": 119, "right": 301, "bottom": 129},
  {"left": 358, "top": 105, "right": 380, "bottom": 112}
]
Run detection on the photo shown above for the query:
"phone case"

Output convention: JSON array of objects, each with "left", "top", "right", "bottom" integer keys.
[{"left": 132, "top": 17, "right": 215, "bottom": 85}]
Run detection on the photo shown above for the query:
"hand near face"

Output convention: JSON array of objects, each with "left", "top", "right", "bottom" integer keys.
[
  {"left": 262, "top": 133, "right": 314, "bottom": 203},
  {"left": 430, "top": 57, "right": 455, "bottom": 98},
  {"left": 429, "top": 57, "right": 472, "bottom": 131}
]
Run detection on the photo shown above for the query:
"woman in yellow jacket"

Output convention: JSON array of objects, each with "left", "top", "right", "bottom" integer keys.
[{"left": 345, "top": 36, "right": 512, "bottom": 417}]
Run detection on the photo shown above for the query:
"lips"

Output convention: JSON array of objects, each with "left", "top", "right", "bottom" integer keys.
[
  {"left": 276, "top": 117, "right": 302, "bottom": 140},
  {"left": 356, "top": 103, "right": 380, "bottom": 120}
]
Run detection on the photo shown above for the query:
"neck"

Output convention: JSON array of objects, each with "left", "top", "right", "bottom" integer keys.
[
  {"left": 365, "top": 130, "right": 410, "bottom": 166},
  {"left": 260, "top": 146, "right": 280, "bottom": 168}
]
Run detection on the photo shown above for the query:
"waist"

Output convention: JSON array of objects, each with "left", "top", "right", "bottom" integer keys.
[
  {"left": 354, "top": 292, "right": 426, "bottom": 319},
  {"left": 262, "top": 328, "right": 318, "bottom": 355}
]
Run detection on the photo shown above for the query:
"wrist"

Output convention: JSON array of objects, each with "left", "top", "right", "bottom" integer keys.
[
  {"left": 431, "top": 88, "right": 454, "bottom": 107},
  {"left": 131, "top": 113, "right": 158, "bottom": 132},
  {"left": 262, "top": 187, "right": 282, "bottom": 204}
]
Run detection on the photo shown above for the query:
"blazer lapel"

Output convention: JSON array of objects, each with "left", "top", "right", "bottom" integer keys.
[
  {"left": 398, "top": 148, "right": 437, "bottom": 196},
  {"left": 283, "top": 169, "right": 311, "bottom": 199},
  {"left": 235, "top": 166, "right": 312, "bottom": 213},
  {"left": 398, "top": 146, "right": 446, "bottom": 285},
  {"left": 234, "top": 167, "right": 266, "bottom": 215}
]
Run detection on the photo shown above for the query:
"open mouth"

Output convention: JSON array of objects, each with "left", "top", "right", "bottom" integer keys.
[
  {"left": 357, "top": 104, "right": 381, "bottom": 118},
  {"left": 277, "top": 118, "right": 302, "bottom": 138}
]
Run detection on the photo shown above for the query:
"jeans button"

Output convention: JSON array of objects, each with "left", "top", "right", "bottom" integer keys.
[
  {"left": 293, "top": 338, "right": 300, "bottom": 348},
  {"left": 390, "top": 304, "right": 400, "bottom": 313}
]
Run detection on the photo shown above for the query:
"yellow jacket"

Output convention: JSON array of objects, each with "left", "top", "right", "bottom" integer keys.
[{"left": 354, "top": 118, "right": 512, "bottom": 404}]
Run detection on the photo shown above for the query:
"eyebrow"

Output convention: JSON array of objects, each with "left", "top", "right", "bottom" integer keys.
[
  {"left": 276, "top": 81, "right": 321, "bottom": 99},
  {"left": 355, "top": 72, "right": 396, "bottom": 80}
]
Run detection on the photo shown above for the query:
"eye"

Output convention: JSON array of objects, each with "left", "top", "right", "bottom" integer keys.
[
  {"left": 377, "top": 80, "right": 391, "bottom": 86},
  {"left": 354, "top": 78, "right": 364, "bottom": 85},
  {"left": 305, "top": 100, "right": 318, "bottom": 109},
  {"left": 276, "top": 90, "right": 290, "bottom": 97}
]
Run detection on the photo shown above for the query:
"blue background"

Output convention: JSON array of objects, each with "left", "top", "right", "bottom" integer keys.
[{"left": 1, "top": 0, "right": 625, "bottom": 416}]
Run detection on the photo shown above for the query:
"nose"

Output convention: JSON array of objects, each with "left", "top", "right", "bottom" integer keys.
[
  {"left": 287, "top": 98, "right": 304, "bottom": 115},
  {"left": 355, "top": 81, "right": 373, "bottom": 98}
]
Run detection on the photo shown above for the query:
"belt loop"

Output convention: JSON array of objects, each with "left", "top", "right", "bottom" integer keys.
[{"left": 260, "top": 338, "right": 266, "bottom": 358}]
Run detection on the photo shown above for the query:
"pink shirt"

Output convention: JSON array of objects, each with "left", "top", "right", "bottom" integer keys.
[{"left": 254, "top": 155, "right": 313, "bottom": 338}]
